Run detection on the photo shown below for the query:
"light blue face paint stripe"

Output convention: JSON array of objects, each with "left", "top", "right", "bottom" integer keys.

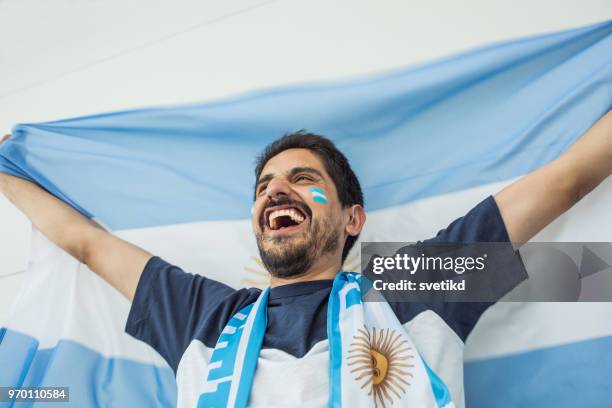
[
  {"left": 310, "top": 187, "right": 325, "bottom": 195},
  {"left": 309, "top": 187, "right": 328, "bottom": 204}
]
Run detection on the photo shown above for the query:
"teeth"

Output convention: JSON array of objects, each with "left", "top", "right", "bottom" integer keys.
[{"left": 268, "top": 208, "right": 305, "bottom": 229}]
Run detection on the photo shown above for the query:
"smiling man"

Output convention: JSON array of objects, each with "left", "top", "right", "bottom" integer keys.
[
  {"left": 0, "top": 110, "right": 611, "bottom": 407},
  {"left": 253, "top": 137, "right": 366, "bottom": 285}
]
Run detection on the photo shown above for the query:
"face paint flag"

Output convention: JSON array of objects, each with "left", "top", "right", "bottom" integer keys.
[
  {"left": 1, "top": 20, "right": 611, "bottom": 408},
  {"left": 309, "top": 187, "right": 328, "bottom": 204}
]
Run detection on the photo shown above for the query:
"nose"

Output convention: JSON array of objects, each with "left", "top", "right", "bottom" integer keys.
[{"left": 265, "top": 177, "right": 292, "bottom": 200}]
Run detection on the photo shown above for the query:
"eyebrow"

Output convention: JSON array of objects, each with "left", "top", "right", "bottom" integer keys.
[{"left": 256, "top": 166, "right": 324, "bottom": 191}]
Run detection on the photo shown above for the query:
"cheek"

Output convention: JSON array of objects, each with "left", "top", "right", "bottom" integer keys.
[
  {"left": 251, "top": 200, "right": 266, "bottom": 228},
  {"left": 303, "top": 198, "right": 341, "bottom": 225}
]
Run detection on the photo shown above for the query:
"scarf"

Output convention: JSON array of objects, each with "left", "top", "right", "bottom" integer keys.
[{"left": 197, "top": 273, "right": 454, "bottom": 407}]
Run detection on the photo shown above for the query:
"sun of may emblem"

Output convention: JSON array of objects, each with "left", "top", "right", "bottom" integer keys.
[{"left": 348, "top": 326, "right": 414, "bottom": 407}]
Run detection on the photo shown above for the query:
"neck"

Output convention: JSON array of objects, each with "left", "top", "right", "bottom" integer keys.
[{"left": 269, "top": 260, "right": 341, "bottom": 287}]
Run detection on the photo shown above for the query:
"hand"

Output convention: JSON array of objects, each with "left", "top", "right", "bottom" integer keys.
[{"left": 0, "top": 134, "right": 11, "bottom": 188}]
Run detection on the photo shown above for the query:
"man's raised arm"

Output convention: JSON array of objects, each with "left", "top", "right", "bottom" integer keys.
[
  {"left": 0, "top": 135, "right": 151, "bottom": 300},
  {"left": 494, "top": 109, "right": 612, "bottom": 246}
]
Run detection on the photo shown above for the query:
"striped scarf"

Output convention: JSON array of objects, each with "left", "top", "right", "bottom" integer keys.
[{"left": 197, "top": 273, "right": 454, "bottom": 408}]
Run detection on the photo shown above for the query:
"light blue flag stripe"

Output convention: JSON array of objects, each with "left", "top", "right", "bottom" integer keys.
[
  {"left": 0, "top": 328, "right": 177, "bottom": 408},
  {"left": 3, "top": 327, "right": 612, "bottom": 407},
  {"left": 464, "top": 335, "right": 612, "bottom": 408},
  {"left": 0, "top": 21, "right": 610, "bottom": 230}
]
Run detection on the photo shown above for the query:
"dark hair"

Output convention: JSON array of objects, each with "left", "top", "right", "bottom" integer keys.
[{"left": 254, "top": 130, "right": 364, "bottom": 262}]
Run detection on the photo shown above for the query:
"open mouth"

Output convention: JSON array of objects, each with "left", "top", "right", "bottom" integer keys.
[{"left": 264, "top": 204, "right": 308, "bottom": 232}]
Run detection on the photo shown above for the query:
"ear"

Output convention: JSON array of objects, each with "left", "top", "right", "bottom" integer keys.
[{"left": 345, "top": 204, "right": 366, "bottom": 237}]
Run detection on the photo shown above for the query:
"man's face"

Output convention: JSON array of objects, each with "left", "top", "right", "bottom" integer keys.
[{"left": 252, "top": 148, "right": 344, "bottom": 279}]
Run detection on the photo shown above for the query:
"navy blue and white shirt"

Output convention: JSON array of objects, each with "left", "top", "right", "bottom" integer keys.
[{"left": 126, "top": 196, "right": 526, "bottom": 407}]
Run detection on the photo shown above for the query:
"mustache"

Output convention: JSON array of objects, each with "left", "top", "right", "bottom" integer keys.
[{"left": 258, "top": 196, "right": 312, "bottom": 230}]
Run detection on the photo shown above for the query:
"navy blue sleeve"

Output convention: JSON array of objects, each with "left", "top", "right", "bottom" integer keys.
[
  {"left": 391, "top": 196, "right": 527, "bottom": 341},
  {"left": 125, "top": 256, "right": 260, "bottom": 372},
  {"left": 427, "top": 195, "right": 511, "bottom": 243}
]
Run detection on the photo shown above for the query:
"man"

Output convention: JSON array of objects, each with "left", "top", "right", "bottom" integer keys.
[{"left": 0, "top": 109, "right": 610, "bottom": 407}]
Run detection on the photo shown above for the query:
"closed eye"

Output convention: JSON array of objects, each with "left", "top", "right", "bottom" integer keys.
[
  {"left": 257, "top": 183, "right": 268, "bottom": 195},
  {"left": 295, "top": 174, "right": 314, "bottom": 183}
]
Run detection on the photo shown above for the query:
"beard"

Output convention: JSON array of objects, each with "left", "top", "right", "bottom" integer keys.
[{"left": 255, "top": 200, "right": 339, "bottom": 279}]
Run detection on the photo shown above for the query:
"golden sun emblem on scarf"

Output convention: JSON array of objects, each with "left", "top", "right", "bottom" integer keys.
[
  {"left": 241, "top": 254, "right": 361, "bottom": 288},
  {"left": 348, "top": 326, "right": 414, "bottom": 407}
]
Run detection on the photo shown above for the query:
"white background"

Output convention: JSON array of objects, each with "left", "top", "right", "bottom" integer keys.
[{"left": 1, "top": 0, "right": 611, "bottom": 323}]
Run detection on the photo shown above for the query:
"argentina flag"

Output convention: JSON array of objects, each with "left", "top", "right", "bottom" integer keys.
[{"left": 1, "top": 3, "right": 612, "bottom": 407}]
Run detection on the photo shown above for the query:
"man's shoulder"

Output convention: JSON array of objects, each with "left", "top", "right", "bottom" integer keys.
[{"left": 126, "top": 255, "right": 262, "bottom": 368}]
